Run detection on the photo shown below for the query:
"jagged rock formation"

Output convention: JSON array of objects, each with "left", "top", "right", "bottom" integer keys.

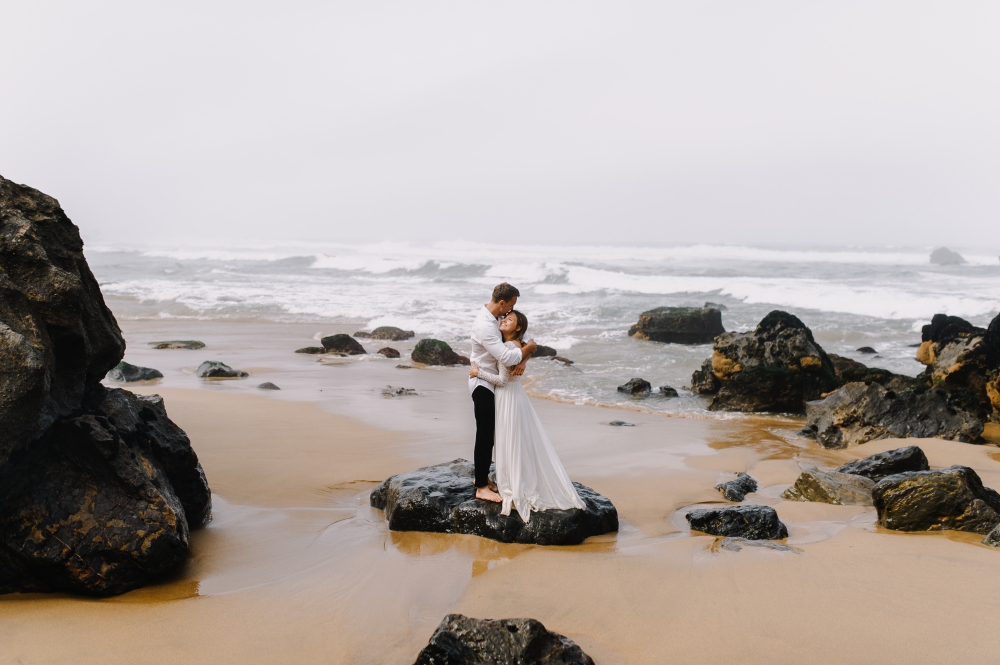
[
  {"left": 410, "top": 339, "right": 470, "bottom": 366},
  {"left": 370, "top": 460, "right": 617, "bottom": 546},
  {"left": 320, "top": 333, "right": 367, "bottom": 355},
  {"left": 628, "top": 306, "right": 725, "bottom": 344},
  {"left": 685, "top": 505, "right": 788, "bottom": 540},
  {"left": 834, "top": 446, "right": 929, "bottom": 481},
  {"left": 413, "top": 614, "right": 595, "bottom": 665},
  {"left": 106, "top": 361, "right": 163, "bottom": 382},
  {"left": 715, "top": 472, "right": 757, "bottom": 502},
  {"left": 782, "top": 468, "right": 874, "bottom": 505},
  {"left": 873, "top": 466, "right": 1000, "bottom": 533},
  {"left": 691, "top": 359, "right": 721, "bottom": 394},
  {"left": 826, "top": 354, "right": 924, "bottom": 392},
  {"left": 0, "top": 175, "right": 210, "bottom": 596}
]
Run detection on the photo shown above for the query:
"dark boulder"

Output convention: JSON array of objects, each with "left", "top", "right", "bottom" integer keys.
[
  {"left": 356, "top": 326, "right": 415, "bottom": 341},
  {"left": 411, "top": 339, "right": 470, "bottom": 366},
  {"left": 715, "top": 472, "right": 757, "bottom": 502},
  {"left": 802, "top": 382, "right": 983, "bottom": 448},
  {"left": 413, "top": 614, "right": 594, "bottom": 665},
  {"left": 698, "top": 311, "right": 840, "bottom": 414},
  {"left": 835, "top": 446, "right": 929, "bottom": 481},
  {"left": 659, "top": 385, "right": 679, "bottom": 397},
  {"left": 685, "top": 505, "right": 788, "bottom": 540},
  {"left": 873, "top": 466, "right": 1000, "bottom": 533},
  {"left": 617, "top": 378, "right": 651, "bottom": 397},
  {"left": 149, "top": 340, "right": 204, "bottom": 350},
  {"left": 930, "top": 247, "right": 967, "bottom": 265},
  {"left": 320, "top": 334, "right": 367, "bottom": 355},
  {"left": 628, "top": 306, "right": 725, "bottom": 344},
  {"left": 781, "top": 468, "right": 874, "bottom": 505},
  {"left": 370, "top": 460, "right": 617, "bottom": 546},
  {"left": 257, "top": 382, "right": 280, "bottom": 390},
  {"left": 377, "top": 347, "right": 401, "bottom": 359},
  {"left": 857, "top": 346, "right": 877, "bottom": 354},
  {"left": 690, "top": 359, "right": 721, "bottom": 394},
  {"left": 106, "top": 361, "right": 163, "bottom": 382},
  {"left": 295, "top": 346, "right": 326, "bottom": 354},
  {"left": 535, "top": 344, "right": 558, "bottom": 357},
  {"left": 196, "top": 361, "right": 249, "bottom": 378},
  {"left": 0, "top": 176, "right": 210, "bottom": 597}
]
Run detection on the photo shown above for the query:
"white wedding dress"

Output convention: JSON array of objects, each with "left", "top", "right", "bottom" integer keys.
[{"left": 476, "top": 341, "right": 585, "bottom": 522}]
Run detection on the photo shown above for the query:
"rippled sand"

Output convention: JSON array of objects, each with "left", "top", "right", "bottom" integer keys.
[{"left": 4, "top": 319, "right": 1000, "bottom": 664}]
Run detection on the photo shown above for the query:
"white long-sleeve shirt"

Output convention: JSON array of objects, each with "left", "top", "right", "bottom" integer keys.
[{"left": 469, "top": 305, "right": 532, "bottom": 395}]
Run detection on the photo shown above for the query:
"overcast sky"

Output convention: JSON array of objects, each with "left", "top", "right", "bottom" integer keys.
[{"left": 2, "top": 2, "right": 997, "bottom": 248}]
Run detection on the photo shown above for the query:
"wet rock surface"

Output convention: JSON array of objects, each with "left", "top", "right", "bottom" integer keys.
[
  {"left": 149, "top": 340, "right": 204, "bottom": 349},
  {"left": 617, "top": 378, "right": 651, "bottom": 397},
  {"left": 196, "top": 361, "right": 249, "bottom": 378},
  {"left": 295, "top": 346, "right": 326, "bottom": 354},
  {"left": 827, "top": 354, "right": 924, "bottom": 391},
  {"left": 690, "top": 359, "right": 721, "bottom": 394},
  {"left": 370, "top": 460, "right": 618, "bottom": 546},
  {"left": 873, "top": 466, "right": 1000, "bottom": 533},
  {"left": 106, "top": 361, "right": 163, "bottom": 382},
  {"left": 411, "top": 339, "right": 470, "bottom": 366},
  {"left": 535, "top": 344, "right": 558, "bottom": 357},
  {"left": 378, "top": 347, "right": 401, "bottom": 358},
  {"left": 658, "top": 385, "right": 679, "bottom": 397},
  {"left": 802, "top": 382, "right": 983, "bottom": 448},
  {"left": 715, "top": 472, "right": 758, "bottom": 502},
  {"left": 857, "top": 346, "right": 877, "bottom": 354},
  {"left": 782, "top": 468, "right": 874, "bottom": 506},
  {"left": 320, "top": 334, "right": 367, "bottom": 355},
  {"left": 697, "top": 311, "right": 840, "bottom": 414},
  {"left": 355, "top": 326, "right": 415, "bottom": 341},
  {"left": 628, "top": 306, "right": 725, "bottom": 344},
  {"left": 686, "top": 505, "right": 788, "bottom": 540},
  {"left": 413, "top": 614, "right": 595, "bottom": 665},
  {"left": 835, "top": 446, "right": 929, "bottom": 481}
]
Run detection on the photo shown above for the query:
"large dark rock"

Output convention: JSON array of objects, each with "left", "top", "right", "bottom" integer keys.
[
  {"left": 873, "top": 466, "right": 1000, "bottom": 533},
  {"left": 686, "top": 505, "right": 788, "bottom": 540},
  {"left": 930, "top": 247, "right": 967, "bottom": 265},
  {"left": 320, "top": 334, "right": 367, "bottom": 355},
  {"left": 0, "top": 176, "right": 210, "bottom": 596},
  {"left": 413, "top": 614, "right": 594, "bottom": 665},
  {"left": 370, "top": 460, "right": 617, "bottom": 546},
  {"left": 801, "top": 382, "right": 983, "bottom": 448},
  {"left": 196, "top": 361, "right": 249, "bottom": 378},
  {"left": 835, "top": 446, "right": 929, "bottom": 481},
  {"left": 715, "top": 472, "right": 757, "bottom": 502},
  {"left": 357, "top": 326, "right": 415, "bottom": 341},
  {"left": 781, "top": 468, "right": 874, "bottom": 506},
  {"left": 411, "top": 339, "right": 470, "bottom": 366},
  {"left": 0, "top": 176, "right": 125, "bottom": 466},
  {"left": 697, "top": 311, "right": 840, "bottom": 414},
  {"left": 628, "top": 306, "right": 725, "bottom": 344},
  {"left": 106, "top": 361, "right": 163, "bottom": 382},
  {"left": 535, "top": 344, "right": 558, "bottom": 357},
  {"left": 617, "top": 378, "right": 651, "bottom": 397},
  {"left": 149, "top": 340, "right": 204, "bottom": 350}
]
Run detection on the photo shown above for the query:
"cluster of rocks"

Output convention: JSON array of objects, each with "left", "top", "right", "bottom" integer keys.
[
  {"left": 414, "top": 614, "right": 594, "bottom": 665},
  {"left": 0, "top": 176, "right": 211, "bottom": 596},
  {"left": 616, "top": 378, "right": 678, "bottom": 398},
  {"left": 370, "top": 460, "right": 618, "bottom": 546}
]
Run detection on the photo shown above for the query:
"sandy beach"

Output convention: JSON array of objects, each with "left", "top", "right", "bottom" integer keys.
[{"left": 2, "top": 318, "right": 999, "bottom": 664}]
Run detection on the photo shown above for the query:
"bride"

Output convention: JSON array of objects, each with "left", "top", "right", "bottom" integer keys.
[{"left": 470, "top": 310, "right": 585, "bottom": 522}]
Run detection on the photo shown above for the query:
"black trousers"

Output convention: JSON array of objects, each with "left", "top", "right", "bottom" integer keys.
[{"left": 472, "top": 386, "right": 495, "bottom": 487}]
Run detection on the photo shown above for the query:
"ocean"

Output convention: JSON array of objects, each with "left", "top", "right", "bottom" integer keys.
[{"left": 88, "top": 241, "right": 1000, "bottom": 417}]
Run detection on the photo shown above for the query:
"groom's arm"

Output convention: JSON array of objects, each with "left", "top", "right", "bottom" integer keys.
[
  {"left": 477, "top": 320, "right": 524, "bottom": 367},
  {"left": 510, "top": 339, "right": 537, "bottom": 376}
]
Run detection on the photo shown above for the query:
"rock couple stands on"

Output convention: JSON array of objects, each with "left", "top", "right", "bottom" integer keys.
[
  {"left": 370, "top": 460, "right": 617, "bottom": 546},
  {"left": 628, "top": 305, "right": 725, "bottom": 345},
  {"left": 0, "top": 176, "right": 210, "bottom": 596}
]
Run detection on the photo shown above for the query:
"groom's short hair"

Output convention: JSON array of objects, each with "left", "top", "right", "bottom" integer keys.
[{"left": 491, "top": 282, "right": 520, "bottom": 303}]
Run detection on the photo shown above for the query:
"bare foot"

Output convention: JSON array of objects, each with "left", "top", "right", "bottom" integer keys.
[
  {"left": 488, "top": 480, "right": 499, "bottom": 493},
  {"left": 475, "top": 486, "right": 502, "bottom": 503}
]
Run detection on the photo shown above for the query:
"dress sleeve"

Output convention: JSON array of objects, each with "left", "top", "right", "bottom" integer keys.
[{"left": 475, "top": 365, "right": 508, "bottom": 387}]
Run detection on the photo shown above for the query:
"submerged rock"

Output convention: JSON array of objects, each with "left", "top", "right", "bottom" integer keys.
[
  {"left": 106, "top": 361, "right": 163, "bottom": 382},
  {"left": 196, "top": 361, "right": 249, "bottom": 378},
  {"left": 834, "top": 446, "right": 929, "bottom": 481},
  {"left": 257, "top": 382, "right": 280, "bottom": 390},
  {"left": 295, "top": 346, "right": 326, "bottom": 354},
  {"left": 690, "top": 359, "right": 721, "bottom": 394},
  {"left": 413, "top": 614, "right": 595, "bottom": 665},
  {"left": 149, "top": 340, "right": 204, "bottom": 350},
  {"left": 356, "top": 326, "right": 415, "bottom": 341},
  {"left": 782, "top": 468, "right": 874, "bottom": 506},
  {"left": 699, "top": 311, "right": 840, "bottom": 414},
  {"left": 411, "top": 339, "right": 470, "bottom": 366},
  {"left": 535, "top": 344, "right": 558, "bottom": 357},
  {"left": 617, "top": 378, "right": 651, "bottom": 397},
  {"left": 370, "top": 460, "right": 618, "bottom": 546},
  {"left": 857, "top": 346, "right": 877, "bottom": 354},
  {"left": 930, "top": 247, "right": 967, "bottom": 266},
  {"left": 686, "top": 505, "right": 788, "bottom": 540},
  {"left": 873, "top": 466, "right": 1000, "bottom": 533},
  {"left": 377, "top": 347, "right": 401, "bottom": 359},
  {"left": 802, "top": 382, "right": 983, "bottom": 448},
  {"left": 628, "top": 306, "right": 725, "bottom": 344},
  {"left": 320, "top": 334, "right": 367, "bottom": 355},
  {"left": 659, "top": 385, "right": 679, "bottom": 397},
  {"left": 715, "top": 472, "right": 758, "bottom": 502}
]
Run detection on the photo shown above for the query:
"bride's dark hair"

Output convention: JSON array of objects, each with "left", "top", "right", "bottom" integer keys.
[{"left": 508, "top": 309, "right": 528, "bottom": 342}]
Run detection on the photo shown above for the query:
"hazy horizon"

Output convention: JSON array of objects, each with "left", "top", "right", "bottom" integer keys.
[{"left": 3, "top": 2, "right": 998, "bottom": 248}]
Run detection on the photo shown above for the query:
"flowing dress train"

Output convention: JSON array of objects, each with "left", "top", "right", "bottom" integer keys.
[{"left": 475, "top": 341, "right": 585, "bottom": 522}]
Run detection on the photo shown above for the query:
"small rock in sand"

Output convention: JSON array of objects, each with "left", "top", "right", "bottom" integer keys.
[
  {"left": 686, "top": 505, "right": 788, "bottom": 540},
  {"left": 257, "top": 382, "right": 280, "bottom": 390},
  {"left": 106, "top": 361, "right": 163, "bottom": 382},
  {"left": 382, "top": 386, "right": 416, "bottom": 397},
  {"left": 149, "top": 340, "right": 205, "bottom": 350},
  {"left": 196, "top": 361, "right": 249, "bottom": 378},
  {"left": 609, "top": 420, "right": 635, "bottom": 427},
  {"left": 396, "top": 364, "right": 413, "bottom": 369},
  {"left": 715, "top": 472, "right": 758, "bottom": 502},
  {"left": 378, "top": 347, "right": 401, "bottom": 358},
  {"left": 782, "top": 468, "right": 874, "bottom": 506}
]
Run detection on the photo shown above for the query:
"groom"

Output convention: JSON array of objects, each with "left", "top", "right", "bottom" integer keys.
[{"left": 470, "top": 282, "right": 537, "bottom": 502}]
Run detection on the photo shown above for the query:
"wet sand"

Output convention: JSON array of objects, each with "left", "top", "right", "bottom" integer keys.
[{"left": 4, "top": 319, "right": 1000, "bottom": 664}]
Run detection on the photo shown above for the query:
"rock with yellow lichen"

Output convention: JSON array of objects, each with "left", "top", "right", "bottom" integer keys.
[{"left": 0, "top": 175, "right": 210, "bottom": 596}]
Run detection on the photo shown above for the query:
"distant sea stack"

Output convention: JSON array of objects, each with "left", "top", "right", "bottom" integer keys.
[
  {"left": 0, "top": 175, "right": 211, "bottom": 596},
  {"left": 930, "top": 247, "right": 967, "bottom": 265},
  {"left": 628, "top": 306, "right": 725, "bottom": 344}
]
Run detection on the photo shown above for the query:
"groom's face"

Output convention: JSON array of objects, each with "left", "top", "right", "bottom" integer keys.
[{"left": 498, "top": 296, "right": 517, "bottom": 315}]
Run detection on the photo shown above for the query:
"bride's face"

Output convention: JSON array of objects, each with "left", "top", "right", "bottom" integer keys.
[{"left": 499, "top": 313, "right": 519, "bottom": 336}]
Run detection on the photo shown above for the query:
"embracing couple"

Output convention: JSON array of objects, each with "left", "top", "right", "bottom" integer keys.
[{"left": 468, "top": 282, "right": 584, "bottom": 521}]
